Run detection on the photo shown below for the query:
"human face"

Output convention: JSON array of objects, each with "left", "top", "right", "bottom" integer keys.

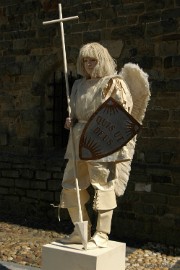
[{"left": 83, "top": 57, "right": 97, "bottom": 78}]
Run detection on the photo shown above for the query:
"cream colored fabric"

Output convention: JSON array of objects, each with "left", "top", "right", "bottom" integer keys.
[
  {"left": 62, "top": 160, "right": 115, "bottom": 191},
  {"left": 87, "top": 231, "right": 109, "bottom": 249},
  {"left": 60, "top": 189, "right": 90, "bottom": 208},
  {"left": 93, "top": 190, "right": 117, "bottom": 211},
  {"left": 87, "top": 210, "right": 114, "bottom": 249},
  {"left": 62, "top": 160, "right": 90, "bottom": 190},
  {"left": 65, "top": 75, "right": 133, "bottom": 162},
  {"left": 88, "top": 162, "right": 115, "bottom": 191},
  {"left": 63, "top": 64, "right": 150, "bottom": 198},
  {"left": 63, "top": 74, "right": 133, "bottom": 200},
  {"left": 68, "top": 206, "right": 91, "bottom": 225},
  {"left": 96, "top": 210, "right": 113, "bottom": 234}
]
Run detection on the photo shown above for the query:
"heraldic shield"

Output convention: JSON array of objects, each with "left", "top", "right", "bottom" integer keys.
[{"left": 79, "top": 97, "right": 141, "bottom": 160}]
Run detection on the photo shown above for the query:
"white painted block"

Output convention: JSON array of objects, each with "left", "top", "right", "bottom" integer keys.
[{"left": 42, "top": 240, "right": 126, "bottom": 270}]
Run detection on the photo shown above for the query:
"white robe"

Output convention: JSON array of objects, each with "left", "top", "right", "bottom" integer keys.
[{"left": 65, "top": 75, "right": 133, "bottom": 163}]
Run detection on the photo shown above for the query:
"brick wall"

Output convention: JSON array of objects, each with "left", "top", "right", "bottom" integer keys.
[{"left": 0, "top": 0, "right": 179, "bottom": 246}]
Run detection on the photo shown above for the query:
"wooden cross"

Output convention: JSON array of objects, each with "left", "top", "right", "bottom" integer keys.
[
  {"left": 43, "top": 3, "right": 79, "bottom": 115},
  {"left": 43, "top": 4, "right": 89, "bottom": 250}
]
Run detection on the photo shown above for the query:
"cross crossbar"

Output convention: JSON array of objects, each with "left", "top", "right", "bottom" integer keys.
[{"left": 43, "top": 15, "right": 79, "bottom": 25}]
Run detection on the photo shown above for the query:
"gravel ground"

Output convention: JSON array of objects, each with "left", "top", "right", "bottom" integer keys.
[{"left": 0, "top": 215, "right": 180, "bottom": 270}]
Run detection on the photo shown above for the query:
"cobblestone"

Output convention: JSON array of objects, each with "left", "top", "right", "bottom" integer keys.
[{"left": 0, "top": 218, "right": 179, "bottom": 269}]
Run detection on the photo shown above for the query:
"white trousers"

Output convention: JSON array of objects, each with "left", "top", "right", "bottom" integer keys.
[
  {"left": 62, "top": 160, "right": 116, "bottom": 190},
  {"left": 61, "top": 160, "right": 117, "bottom": 211}
]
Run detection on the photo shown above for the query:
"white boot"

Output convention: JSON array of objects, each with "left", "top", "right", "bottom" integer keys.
[
  {"left": 60, "top": 206, "right": 92, "bottom": 244},
  {"left": 60, "top": 227, "right": 82, "bottom": 244},
  {"left": 87, "top": 210, "right": 113, "bottom": 249},
  {"left": 87, "top": 231, "right": 109, "bottom": 249},
  {"left": 87, "top": 189, "right": 116, "bottom": 250},
  {"left": 59, "top": 189, "right": 91, "bottom": 244}
]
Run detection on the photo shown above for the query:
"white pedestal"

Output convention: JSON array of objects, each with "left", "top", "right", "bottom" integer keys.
[{"left": 42, "top": 240, "right": 126, "bottom": 270}]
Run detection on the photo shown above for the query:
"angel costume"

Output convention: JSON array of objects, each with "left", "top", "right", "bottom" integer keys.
[{"left": 59, "top": 43, "right": 150, "bottom": 249}]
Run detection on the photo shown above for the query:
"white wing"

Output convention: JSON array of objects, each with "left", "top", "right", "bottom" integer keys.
[{"left": 114, "top": 63, "right": 151, "bottom": 196}]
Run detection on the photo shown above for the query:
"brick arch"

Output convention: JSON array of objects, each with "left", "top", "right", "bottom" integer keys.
[
  {"left": 32, "top": 52, "right": 63, "bottom": 94},
  {"left": 31, "top": 53, "right": 77, "bottom": 152},
  {"left": 30, "top": 53, "right": 65, "bottom": 151}
]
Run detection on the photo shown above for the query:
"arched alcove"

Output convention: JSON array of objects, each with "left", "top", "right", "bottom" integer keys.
[{"left": 31, "top": 52, "right": 77, "bottom": 154}]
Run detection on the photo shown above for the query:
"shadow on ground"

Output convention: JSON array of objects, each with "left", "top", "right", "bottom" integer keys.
[
  {"left": 0, "top": 208, "right": 73, "bottom": 235},
  {"left": 171, "top": 259, "right": 180, "bottom": 269},
  {"left": 0, "top": 209, "right": 179, "bottom": 258},
  {"left": 0, "top": 264, "right": 9, "bottom": 270}
]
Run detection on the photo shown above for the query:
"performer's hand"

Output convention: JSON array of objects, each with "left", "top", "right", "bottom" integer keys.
[{"left": 64, "top": 117, "right": 73, "bottom": 129}]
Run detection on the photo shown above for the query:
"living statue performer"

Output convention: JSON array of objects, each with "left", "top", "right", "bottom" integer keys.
[{"left": 59, "top": 42, "right": 150, "bottom": 249}]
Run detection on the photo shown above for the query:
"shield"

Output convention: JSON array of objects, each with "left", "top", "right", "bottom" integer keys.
[{"left": 79, "top": 97, "right": 141, "bottom": 160}]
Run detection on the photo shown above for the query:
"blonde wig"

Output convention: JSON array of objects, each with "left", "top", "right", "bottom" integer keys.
[{"left": 77, "top": 42, "right": 117, "bottom": 78}]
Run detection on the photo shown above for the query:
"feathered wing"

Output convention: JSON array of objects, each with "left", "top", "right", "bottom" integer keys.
[{"left": 114, "top": 63, "right": 151, "bottom": 196}]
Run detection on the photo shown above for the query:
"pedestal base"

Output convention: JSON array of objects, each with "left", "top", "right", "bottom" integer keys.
[{"left": 42, "top": 240, "right": 126, "bottom": 270}]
